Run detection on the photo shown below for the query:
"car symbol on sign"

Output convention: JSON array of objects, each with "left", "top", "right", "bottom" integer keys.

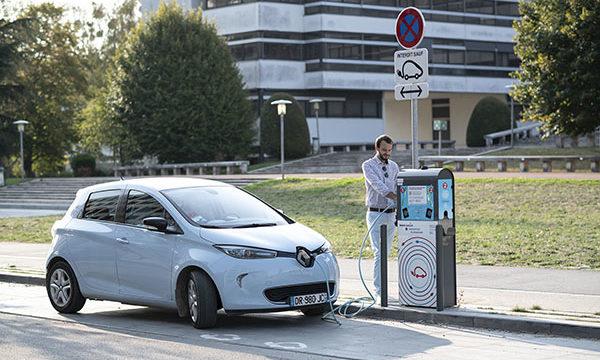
[
  {"left": 397, "top": 60, "right": 423, "bottom": 81},
  {"left": 410, "top": 266, "right": 427, "bottom": 279}
]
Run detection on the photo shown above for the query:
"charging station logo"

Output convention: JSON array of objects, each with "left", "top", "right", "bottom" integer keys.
[{"left": 410, "top": 266, "right": 427, "bottom": 279}]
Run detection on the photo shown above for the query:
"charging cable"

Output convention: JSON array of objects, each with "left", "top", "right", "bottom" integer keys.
[{"left": 315, "top": 203, "right": 394, "bottom": 325}]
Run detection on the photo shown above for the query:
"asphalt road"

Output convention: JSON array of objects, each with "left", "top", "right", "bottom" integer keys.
[{"left": 0, "top": 283, "right": 599, "bottom": 359}]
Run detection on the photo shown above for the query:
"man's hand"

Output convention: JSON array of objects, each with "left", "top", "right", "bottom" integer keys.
[{"left": 386, "top": 192, "right": 397, "bottom": 201}]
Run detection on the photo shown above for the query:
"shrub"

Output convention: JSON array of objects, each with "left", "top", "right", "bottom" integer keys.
[
  {"left": 70, "top": 154, "right": 96, "bottom": 177},
  {"left": 260, "top": 93, "right": 311, "bottom": 159},
  {"left": 466, "top": 97, "right": 511, "bottom": 147}
]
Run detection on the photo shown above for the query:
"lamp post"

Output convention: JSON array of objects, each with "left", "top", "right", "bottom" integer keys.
[
  {"left": 13, "top": 120, "right": 29, "bottom": 179},
  {"left": 505, "top": 84, "right": 516, "bottom": 148},
  {"left": 309, "top": 98, "right": 323, "bottom": 154},
  {"left": 271, "top": 99, "right": 292, "bottom": 180}
]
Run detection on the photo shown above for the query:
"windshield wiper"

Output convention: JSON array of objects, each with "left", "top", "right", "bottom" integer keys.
[{"left": 231, "top": 223, "right": 278, "bottom": 229}]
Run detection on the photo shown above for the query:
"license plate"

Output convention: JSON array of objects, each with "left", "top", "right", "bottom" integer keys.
[{"left": 290, "top": 292, "right": 327, "bottom": 307}]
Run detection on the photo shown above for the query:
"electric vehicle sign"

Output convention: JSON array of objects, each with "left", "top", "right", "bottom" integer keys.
[{"left": 398, "top": 221, "right": 437, "bottom": 307}]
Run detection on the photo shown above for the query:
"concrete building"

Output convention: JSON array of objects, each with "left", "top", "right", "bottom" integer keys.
[{"left": 141, "top": 0, "right": 520, "bottom": 148}]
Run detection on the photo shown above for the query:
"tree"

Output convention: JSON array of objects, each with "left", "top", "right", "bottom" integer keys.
[
  {"left": 260, "top": 93, "right": 311, "bottom": 159},
  {"left": 466, "top": 97, "right": 511, "bottom": 147},
  {"left": 7, "top": 3, "right": 89, "bottom": 176},
  {"left": 513, "top": 0, "right": 600, "bottom": 137},
  {"left": 111, "top": 2, "right": 254, "bottom": 163}
]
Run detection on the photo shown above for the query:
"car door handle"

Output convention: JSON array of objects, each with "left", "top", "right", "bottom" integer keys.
[{"left": 116, "top": 237, "right": 129, "bottom": 244}]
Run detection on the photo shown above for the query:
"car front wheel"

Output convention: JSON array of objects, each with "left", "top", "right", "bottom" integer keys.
[
  {"left": 187, "top": 270, "right": 218, "bottom": 328},
  {"left": 46, "top": 261, "right": 86, "bottom": 313}
]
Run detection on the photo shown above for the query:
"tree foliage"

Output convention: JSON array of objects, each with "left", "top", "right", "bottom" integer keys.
[
  {"left": 513, "top": 0, "right": 600, "bottom": 136},
  {"left": 466, "top": 97, "right": 510, "bottom": 147},
  {"left": 111, "top": 2, "right": 254, "bottom": 163},
  {"left": 260, "top": 93, "right": 311, "bottom": 159}
]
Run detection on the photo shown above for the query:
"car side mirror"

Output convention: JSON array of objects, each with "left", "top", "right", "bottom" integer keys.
[{"left": 143, "top": 217, "right": 168, "bottom": 232}]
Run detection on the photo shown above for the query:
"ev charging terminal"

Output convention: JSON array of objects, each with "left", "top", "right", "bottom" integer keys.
[{"left": 396, "top": 168, "right": 456, "bottom": 311}]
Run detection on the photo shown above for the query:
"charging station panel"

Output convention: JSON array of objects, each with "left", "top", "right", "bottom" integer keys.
[{"left": 396, "top": 168, "right": 456, "bottom": 311}]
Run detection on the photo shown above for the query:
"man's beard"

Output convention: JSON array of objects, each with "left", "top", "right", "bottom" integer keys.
[{"left": 378, "top": 152, "right": 389, "bottom": 161}]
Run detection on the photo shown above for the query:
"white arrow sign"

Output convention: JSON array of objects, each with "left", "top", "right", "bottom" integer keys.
[
  {"left": 394, "top": 48, "right": 429, "bottom": 85},
  {"left": 394, "top": 83, "right": 429, "bottom": 100}
]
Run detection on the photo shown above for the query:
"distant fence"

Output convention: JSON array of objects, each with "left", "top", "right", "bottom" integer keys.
[
  {"left": 114, "top": 161, "right": 249, "bottom": 177},
  {"left": 419, "top": 155, "right": 600, "bottom": 173},
  {"left": 320, "top": 140, "right": 455, "bottom": 153}
]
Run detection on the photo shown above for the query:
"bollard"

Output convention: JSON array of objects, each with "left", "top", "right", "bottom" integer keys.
[{"left": 380, "top": 224, "right": 387, "bottom": 307}]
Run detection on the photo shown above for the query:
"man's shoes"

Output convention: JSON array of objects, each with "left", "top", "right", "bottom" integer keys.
[{"left": 375, "top": 294, "right": 381, "bottom": 304}]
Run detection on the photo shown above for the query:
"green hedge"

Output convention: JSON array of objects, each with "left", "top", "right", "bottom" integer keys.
[
  {"left": 260, "top": 93, "right": 311, "bottom": 159},
  {"left": 70, "top": 154, "right": 96, "bottom": 177},
  {"left": 466, "top": 97, "right": 511, "bottom": 147}
]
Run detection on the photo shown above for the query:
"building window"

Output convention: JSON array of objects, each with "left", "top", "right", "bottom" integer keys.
[
  {"left": 264, "top": 43, "right": 302, "bottom": 60},
  {"left": 364, "top": 45, "right": 396, "bottom": 61},
  {"left": 326, "top": 101, "right": 344, "bottom": 117},
  {"left": 466, "top": 51, "right": 495, "bottom": 66},
  {"left": 432, "top": 98, "right": 451, "bottom": 142},
  {"left": 432, "top": 0, "right": 464, "bottom": 12},
  {"left": 363, "top": 100, "right": 380, "bottom": 118},
  {"left": 465, "top": 0, "right": 495, "bottom": 14},
  {"left": 327, "top": 43, "right": 362, "bottom": 60},
  {"left": 496, "top": 1, "right": 520, "bottom": 16},
  {"left": 399, "top": 0, "right": 431, "bottom": 9}
]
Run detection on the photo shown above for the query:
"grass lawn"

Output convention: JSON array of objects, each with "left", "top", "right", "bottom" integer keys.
[
  {"left": 0, "top": 216, "right": 60, "bottom": 243},
  {"left": 2, "top": 177, "right": 598, "bottom": 269},
  {"left": 246, "top": 178, "right": 600, "bottom": 269}
]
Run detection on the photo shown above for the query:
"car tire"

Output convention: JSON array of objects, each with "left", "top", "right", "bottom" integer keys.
[
  {"left": 187, "top": 270, "right": 218, "bottom": 329},
  {"left": 300, "top": 302, "right": 333, "bottom": 317},
  {"left": 46, "top": 261, "right": 86, "bottom": 313}
]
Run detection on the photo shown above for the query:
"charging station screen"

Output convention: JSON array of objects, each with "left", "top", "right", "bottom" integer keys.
[
  {"left": 399, "top": 185, "right": 434, "bottom": 221},
  {"left": 437, "top": 179, "right": 453, "bottom": 220}
]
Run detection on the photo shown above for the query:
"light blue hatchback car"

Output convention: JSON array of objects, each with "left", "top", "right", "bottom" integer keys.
[{"left": 46, "top": 177, "right": 339, "bottom": 328}]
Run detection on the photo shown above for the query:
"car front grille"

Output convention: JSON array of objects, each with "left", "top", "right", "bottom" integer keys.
[{"left": 264, "top": 282, "right": 336, "bottom": 303}]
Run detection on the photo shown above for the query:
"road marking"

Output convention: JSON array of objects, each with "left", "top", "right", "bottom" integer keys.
[
  {"left": 201, "top": 333, "right": 241, "bottom": 341},
  {"left": 264, "top": 341, "right": 307, "bottom": 350}
]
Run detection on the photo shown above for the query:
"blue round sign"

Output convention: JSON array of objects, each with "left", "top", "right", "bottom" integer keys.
[{"left": 395, "top": 7, "right": 425, "bottom": 49}]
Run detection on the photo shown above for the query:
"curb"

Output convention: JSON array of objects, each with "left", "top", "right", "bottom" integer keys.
[
  {"left": 0, "top": 272, "right": 45, "bottom": 286},
  {"left": 1, "top": 272, "right": 598, "bottom": 340}
]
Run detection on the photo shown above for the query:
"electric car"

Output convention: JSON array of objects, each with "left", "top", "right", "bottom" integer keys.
[{"left": 46, "top": 177, "right": 339, "bottom": 328}]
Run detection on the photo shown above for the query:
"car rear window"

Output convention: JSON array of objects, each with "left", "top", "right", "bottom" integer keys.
[{"left": 83, "top": 190, "right": 121, "bottom": 222}]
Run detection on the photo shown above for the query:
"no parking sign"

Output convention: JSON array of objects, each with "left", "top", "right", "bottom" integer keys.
[{"left": 395, "top": 7, "right": 425, "bottom": 49}]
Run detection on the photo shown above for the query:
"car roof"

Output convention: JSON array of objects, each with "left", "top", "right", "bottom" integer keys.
[{"left": 82, "top": 177, "right": 232, "bottom": 193}]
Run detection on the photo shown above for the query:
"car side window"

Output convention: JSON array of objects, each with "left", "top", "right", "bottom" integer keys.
[
  {"left": 83, "top": 190, "right": 121, "bottom": 222},
  {"left": 125, "top": 190, "right": 175, "bottom": 227}
]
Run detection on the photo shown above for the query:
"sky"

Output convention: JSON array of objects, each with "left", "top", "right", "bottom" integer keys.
[{"left": 1, "top": 0, "right": 126, "bottom": 20}]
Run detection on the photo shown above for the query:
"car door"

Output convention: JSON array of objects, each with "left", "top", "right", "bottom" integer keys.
[
  {"left": 66, "top": 189, "right": 122, "bottom": 297},
  {"left": 114, "top": 189, "right": 178, "bottom": 301}
]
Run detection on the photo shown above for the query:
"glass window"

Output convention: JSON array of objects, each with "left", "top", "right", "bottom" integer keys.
[
  {"left": 431, "top": 49, "right": 448, "bottom": 64},
  {"left": 432, "top": 0, "right": 463, "bottom": 12},
  {"left": 466, "top": 51, "right": 495, "bottom": 66},
  {"left": 264, "top": 43, "right": 301, "bottom": 60},
  {"left": 497, "top": 52, "right": 520, "bottom": 67},
  {"left": 448, "top": 50, "right": 465, "bottom": 64},
  {"left": 362, "top": 0, "right": 396, "bottom": 6},
  {"left": 399, "top": 0, "right": 431, "bottom": 9},
  {"left": 496, "top": 1, "right": 520, "bottom": 16},
  {"left": 465, "top": 0, "right": 494, "bottom": 14},
  {"left": 364, "top": 45, "right": 395, "bottom": 61},
  {"left": 304, "top": 43, "right": 323, "bottom": 60},
  {"left": 83, "top": 190, "right": 121, "bottom": 222},
  {"left": 432, "top": 98, "right": 450, "bottom": 141},
  {"left": 363, "top": 100, "right": 380, "bottom": 118},
  {"left": 346, "top": 99, "right": 362, "bottom": 117},
  {"left": 327, "top": 43, "right": 361, "bottom": 60},
  {"left": 125, "top": 190, "right": 168, "bottom": 227},
  {"left": 326, "top": 101, "right": 344, "bottom": 117},
  {"left": 163, "top": 186, "right": 289, "bottom": 228}
]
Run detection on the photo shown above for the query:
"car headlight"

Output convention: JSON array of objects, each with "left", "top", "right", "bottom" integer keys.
[{"left": 214, "top": 245, "right": 277, "bottom": 259}]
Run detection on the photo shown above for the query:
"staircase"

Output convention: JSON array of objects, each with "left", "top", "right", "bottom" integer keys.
[
  {"left": 0, "top": 176, "right": 265, "bottom": 211},
  {"left": 250, "top": 148, "right": 482, "bottom": 174}
]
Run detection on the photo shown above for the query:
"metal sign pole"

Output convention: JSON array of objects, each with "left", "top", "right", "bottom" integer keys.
[
  {"left": 280, "top": 113, "right": 285, "bottom": 180},
  {"left": 411, "top": 99, "right": 418, "bottom": 169},
  {"left": 438, "top": 129, "right": 442, "bottom": 156}
]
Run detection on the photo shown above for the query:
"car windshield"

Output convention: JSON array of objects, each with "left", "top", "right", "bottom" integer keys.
[{"left": 162, "top": 186, "right": 289, "bottom": 228}]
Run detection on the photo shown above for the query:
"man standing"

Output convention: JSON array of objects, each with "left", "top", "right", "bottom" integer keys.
[{"left": 361, "top": 134, "right": 399, "bottom": 300}]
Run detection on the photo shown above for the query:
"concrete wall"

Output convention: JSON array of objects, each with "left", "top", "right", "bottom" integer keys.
[{"left": 383, "top": 92, "right": 506, "bottom": 147}]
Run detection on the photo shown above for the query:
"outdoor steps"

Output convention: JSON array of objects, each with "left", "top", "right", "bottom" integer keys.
[
  {"left": 251, "top": 148, "right": 483, "bottom": 174},
  {"left": 0, "top": 177, "right": 264, "bottom": 211}
]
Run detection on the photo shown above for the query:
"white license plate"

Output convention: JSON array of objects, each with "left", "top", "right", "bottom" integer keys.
[{"left": 290, "top": 292, "right": 327, "bottom": 307}]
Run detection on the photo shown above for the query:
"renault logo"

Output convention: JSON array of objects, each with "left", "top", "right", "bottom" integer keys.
[{"left": 296, "top": 247, "right": 314, "bottom": 268}]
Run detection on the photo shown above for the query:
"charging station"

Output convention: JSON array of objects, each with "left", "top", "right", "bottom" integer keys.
[{"left": 396, "top": 168, "right": 456, "bottom": 311}]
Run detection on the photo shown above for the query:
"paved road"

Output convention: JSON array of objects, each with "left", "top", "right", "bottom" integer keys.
[
  {"left": 0, "top": 283, "right": 599, "bottom": 360},
  {"left": 1, "top": 242, "right": 599, "bottom": 315}
]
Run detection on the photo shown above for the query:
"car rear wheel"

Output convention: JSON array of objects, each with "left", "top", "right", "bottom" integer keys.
[
  {"left": 301, "top": 302, "right": 333, "bottom": 317},
  {"left": 187, "top": 270, "right": 218, "bottom": 328},
  {"left": 46, "top": 261, "right": 86, "bottom": 313}
]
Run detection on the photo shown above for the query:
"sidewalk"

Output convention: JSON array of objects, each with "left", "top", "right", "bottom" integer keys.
[{"left": 1, "top": 242, "right": 599, "bottom": 338}]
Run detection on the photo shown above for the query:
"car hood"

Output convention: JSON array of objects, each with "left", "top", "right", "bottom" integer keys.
[{"left": 199, "top": 223, "right": 327, "bottom": 253}]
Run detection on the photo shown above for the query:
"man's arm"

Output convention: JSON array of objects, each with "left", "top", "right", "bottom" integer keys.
[{"left": 362, "top": 162, "right": 397, "bottom": 201}]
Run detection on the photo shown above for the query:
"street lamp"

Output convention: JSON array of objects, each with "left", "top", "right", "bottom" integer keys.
[
  {"left": 13, "top": 120, "right": 29, "bottom": 179},
  {"left": 309, "top": 98, "right": 323, "bottom": 154},
  {"left": 505, "top": 84, "right": 516, "bottom": 148},
  {"left": 271, "top": 99, "right": 292, "bottom": 180}
]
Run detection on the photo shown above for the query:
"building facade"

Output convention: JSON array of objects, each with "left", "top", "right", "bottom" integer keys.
[{"left": 142, "top": 0, "right": 520, "bottom": 148}]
